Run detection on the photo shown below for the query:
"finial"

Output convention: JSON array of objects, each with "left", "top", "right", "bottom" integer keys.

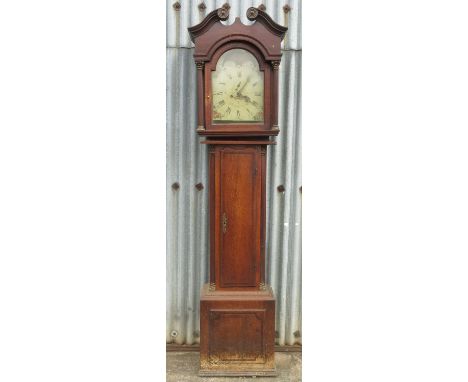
[
  {"left": 217, "top": 5, "right": 229, "bottom": 20},
  {"left": 246, "top": 7, "right": 259, "bottom": 20}
]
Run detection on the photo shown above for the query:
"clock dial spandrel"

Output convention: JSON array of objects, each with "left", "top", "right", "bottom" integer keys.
[{"left": 212, "top": 49, "right": 264, "bottom": 123}]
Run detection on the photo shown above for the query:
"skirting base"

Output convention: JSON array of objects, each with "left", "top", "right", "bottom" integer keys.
[
  {"left": 199, "top": 368, "right": 277, "bottom": 377},
  {"left": 199, "top": 283, "right": 276, "bottom": 377}
]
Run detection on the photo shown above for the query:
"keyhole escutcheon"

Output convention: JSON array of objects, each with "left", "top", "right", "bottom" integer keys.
[{"left": 222, "top": 213, "right": 228, "bottom": 234}]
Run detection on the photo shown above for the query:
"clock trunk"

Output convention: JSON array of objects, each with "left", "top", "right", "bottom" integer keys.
[{"left": 209, "top": 145, "right": 266, "bottom": 290}]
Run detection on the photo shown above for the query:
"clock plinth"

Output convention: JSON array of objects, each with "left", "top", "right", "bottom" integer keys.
[
  {"left": 199, "top": 284, "right": 276, "bottom": 377},
  {"left": 188, "top": 7, "right": 287, "bottom": 376}
]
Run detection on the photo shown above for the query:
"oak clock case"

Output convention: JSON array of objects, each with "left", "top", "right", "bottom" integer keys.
[{"left": 188, "top": 7, "right": 287, "bottom": 377}]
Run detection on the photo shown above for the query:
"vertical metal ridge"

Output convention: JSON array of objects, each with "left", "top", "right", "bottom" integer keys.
[
  {"left": 285, "top": 51, "right": 301, "bottom": 345},
  {"left": 184, "top": 49, "right": 197, "bottom": 345},
  {"left": 167, "top": 48, "right": 179, "bottom": 343},
  {"left": 174, "top": 46, "right": 187, "bottom": 344},
  {"left": 291, "top": 51, "right": 302, "bottom": 345},
  {"left": 274, "top": 50, "right": 290, "bottom": 346},
  {"left": 279, "top": 50, "right": 299, "bottom": 346}
]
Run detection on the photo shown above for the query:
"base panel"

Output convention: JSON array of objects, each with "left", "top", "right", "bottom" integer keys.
[{"left": 199, "top": 283, "right": 276, "bottom": 376}]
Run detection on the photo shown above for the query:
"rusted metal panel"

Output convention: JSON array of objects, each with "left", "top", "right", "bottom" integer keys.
[{"left": 167, "top": 0, "right": 301, "bottom": 346}]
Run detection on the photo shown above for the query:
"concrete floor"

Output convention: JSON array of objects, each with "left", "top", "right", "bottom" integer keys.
[{"left": 166, "top": 352, "right": 301, "bottom": 382}]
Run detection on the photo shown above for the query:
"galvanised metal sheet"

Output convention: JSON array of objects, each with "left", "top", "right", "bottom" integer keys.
[
  {"left": 166, "top": 0, "right": 301, "bottom": 50},
  {"left": 166, "top": 0, "right": 301, "bottom": 346}
]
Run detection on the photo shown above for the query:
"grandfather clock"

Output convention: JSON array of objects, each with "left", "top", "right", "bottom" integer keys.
[{"left": 188, "top": 7, "right": 287, "bottom": 377}]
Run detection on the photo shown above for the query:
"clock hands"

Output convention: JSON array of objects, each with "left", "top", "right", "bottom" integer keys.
[
  {"left": 228, "top": 76, "right": 253, "bottom": 105},
  {"left": 230, "top": 81, "right": 242, "bottom": 99},
  {"left": 236, "top": 75, "right": 250, "bottom": 97},
  {"left": 237, "top": 94, "right": 253, "bottom": 104},
  {"left": 216, "top": 72, "right": 261, "bottom": 121}
]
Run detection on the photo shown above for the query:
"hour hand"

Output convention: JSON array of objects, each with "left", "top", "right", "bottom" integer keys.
[{"left": 234, "top": 93, "right": 252, "bottom": 103}]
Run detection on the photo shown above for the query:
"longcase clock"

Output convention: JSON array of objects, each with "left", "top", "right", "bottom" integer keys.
[{"left": 188, "top": 6, "right": 287, "bottom": 377}]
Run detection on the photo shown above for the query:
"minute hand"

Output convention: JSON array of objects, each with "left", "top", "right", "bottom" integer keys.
[{"left": 236, "top": 76, "right": 250, "bottom": 96}]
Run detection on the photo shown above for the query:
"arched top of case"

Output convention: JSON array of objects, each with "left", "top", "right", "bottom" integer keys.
[{"left": 188, "top": 7, "right": 288, "bottom": 62}]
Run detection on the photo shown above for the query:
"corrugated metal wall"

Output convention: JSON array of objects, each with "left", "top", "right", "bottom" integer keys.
[{"left": 166, "top": 0, "right": 302, "bottom": 346}]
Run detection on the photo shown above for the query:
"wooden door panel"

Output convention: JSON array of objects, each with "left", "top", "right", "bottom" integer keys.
[
  {"left": 209, "top": 309, "right": 265, "bottom": 362},
  {"left": 218, "top": 147, "right": 260, "bottom": 288}
]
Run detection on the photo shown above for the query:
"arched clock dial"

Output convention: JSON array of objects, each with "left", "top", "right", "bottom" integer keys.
[{"left": 212, "top": 49, "right": 264, "bottom": 123}]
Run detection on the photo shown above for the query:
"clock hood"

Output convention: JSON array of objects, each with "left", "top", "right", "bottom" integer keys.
[{"left": 188, "top": 7, "right": 287, "bottom": 62}]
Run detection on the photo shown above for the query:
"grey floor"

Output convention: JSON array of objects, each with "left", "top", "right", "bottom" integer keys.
[{"left": 166, "top": 352, "right": 301, "bottom": 382}]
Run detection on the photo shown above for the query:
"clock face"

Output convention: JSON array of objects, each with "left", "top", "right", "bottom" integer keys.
[{"left": 211, "top": 49, "right": 264, "bottom": 123}]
